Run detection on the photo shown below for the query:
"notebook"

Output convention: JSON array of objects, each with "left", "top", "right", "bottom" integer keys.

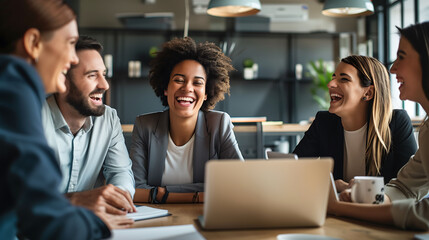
[
  {"left": 110, "top": 224, "right": 205, "bottom": 240},
  {"left": 126, "top": 206, "right": 169, "bottom": 221},
  {"left": 199, "top": 158, "right": 333, "bottom": 230}
]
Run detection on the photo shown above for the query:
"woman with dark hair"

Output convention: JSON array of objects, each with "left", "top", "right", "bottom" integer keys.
[
  {"left": 0, "top": 0, "right": 132, "bottom": 239},
  {"left": 293, "top": 55, "right": 417, "bottom": 198},
  {"left": 131, "top": 37, "right": 243, "bottom": 203},
  {"left": 328, "top": 21, "right": 429, "bottom": 230}
]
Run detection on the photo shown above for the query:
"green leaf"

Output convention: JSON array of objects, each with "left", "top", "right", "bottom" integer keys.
[
  {"left": 307, "top": 59, "right": 334, "bottom": 110},
  {"left": 243, "top": 58, "right": 254, "bottom": 68},
  {"left": 149, "top": 46, "right": 158, "bottom": 58}
]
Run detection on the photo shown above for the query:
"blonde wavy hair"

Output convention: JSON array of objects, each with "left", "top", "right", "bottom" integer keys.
[{"left": 341, "top": 55, "right": 392, "bottom": 175}]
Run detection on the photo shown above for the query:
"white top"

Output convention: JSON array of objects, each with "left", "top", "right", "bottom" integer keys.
[
  {"left": 161, "top": 134, "right": 194, "bottom": 186},
  {"left": 343, "top": 123, "right": 367, "bottom": 182}
]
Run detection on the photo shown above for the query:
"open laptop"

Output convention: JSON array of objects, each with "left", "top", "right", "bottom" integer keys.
[
  {"left": 329, "top": 172, "right": 339, "bottom": 201},
  {"left": 199, "top": 158, "right": 333, "bottom": 230}
]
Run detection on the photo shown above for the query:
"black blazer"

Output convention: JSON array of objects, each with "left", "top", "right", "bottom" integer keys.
[{"left": 293, "top": 109, "right": 417, "bottom": 183}]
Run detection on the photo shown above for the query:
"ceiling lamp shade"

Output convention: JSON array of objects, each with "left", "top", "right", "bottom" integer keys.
[
  {"left": 322, "top": 0, "right": 374, "bottom": 17},
  {"left": 207, "top": 0, "right": 261, "bottom": 17}
]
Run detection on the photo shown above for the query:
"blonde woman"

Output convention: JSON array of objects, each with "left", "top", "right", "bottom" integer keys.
[
  {"left": 293, "top": 55, "right": 417, "bottom": 198},
  {"left": 328, "top": 21, "right": 429, "bottom": 231}
]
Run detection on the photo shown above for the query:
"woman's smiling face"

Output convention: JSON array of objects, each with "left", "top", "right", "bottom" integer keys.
[
  {"left": 390, "top": 36, "right": 424, "bottom": 104},
  {"left": 327, "top": 62, "right": 369, "bottom": 118},
  {"left": 36, "top": 19, "right": 79, "bottom": 94},
  {"left": 164, "top": 59, "right": 207, "bottom": 119}
]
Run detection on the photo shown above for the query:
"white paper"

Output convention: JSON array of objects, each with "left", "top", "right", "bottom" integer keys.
[
  {"left": 415, "top": 234, "right": 429, "bottom": 240},
  {"left": 108, "top": 224, "right": 205, "bottom": 240},
  {"left": 127, "top": 206, "right": 169, "bottom": 221}
]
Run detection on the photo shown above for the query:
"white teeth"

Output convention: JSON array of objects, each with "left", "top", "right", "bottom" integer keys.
[
  {"left": 176, "top": 97, "right": 194, "bottom": 102},
  {"left": 90, "top": 93, "right": 103, "bottom": 99},
  {"left": 62, "top": 70, "right": 68, "bottom": 75},
  {"left": 330, "top": 93, "right": 342, "bottom": 102}
]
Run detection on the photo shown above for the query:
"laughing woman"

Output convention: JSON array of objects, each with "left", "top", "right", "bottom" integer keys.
[
  {"left": 328, "top": 21, "right": 429, "bottom": 231},
  {"left": 131, "top": 37, "right": 243, "bottom": 203},
  {"left": 293, "top": 55, "right": 417, "bottom": 197},
  {"left": 0, "top": 0, "right": 133, "bottom": 238}
]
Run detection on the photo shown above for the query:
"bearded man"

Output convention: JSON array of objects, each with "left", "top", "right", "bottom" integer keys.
[{"left": 42, "top": 35, "right": 136, "bottom": 215}]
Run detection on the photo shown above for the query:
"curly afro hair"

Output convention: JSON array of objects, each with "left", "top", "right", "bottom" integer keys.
[{"left": 149, "top": 37, "right": 234, "bottom": 111}]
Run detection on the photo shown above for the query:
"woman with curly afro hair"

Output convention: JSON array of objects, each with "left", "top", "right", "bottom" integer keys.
[{"left": 131, "top": 37, "right": 243, "bottom": 203}]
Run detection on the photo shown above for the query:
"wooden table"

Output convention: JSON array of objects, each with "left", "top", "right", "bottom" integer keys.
[
  {"left": 231, "top": 116, "right": 267, "bottom": 123},
  {"left": 133, "top": 204, "right": 425, "bottom": 240},
  {"left": 234, "top": 123, "right": 310, "bottom": 157},
  {"left": 231, "top": 117, "right": 266, "bottom": 158},
  {"left": 233, "top": 123, "right": 310, "bottom": 135}
]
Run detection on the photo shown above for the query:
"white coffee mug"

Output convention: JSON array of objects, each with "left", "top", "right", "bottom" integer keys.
[{"left": 351, "top": 176, "right": 384, "bottom": 204}]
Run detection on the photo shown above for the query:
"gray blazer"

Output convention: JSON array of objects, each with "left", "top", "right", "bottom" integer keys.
[{"left": 130, "top": 109, "right": 243, "bottom": 192}]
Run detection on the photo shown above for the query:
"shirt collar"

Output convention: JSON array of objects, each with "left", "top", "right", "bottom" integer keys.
[{"left": 46, "top": 95, "right": 93, "bottom": 133}]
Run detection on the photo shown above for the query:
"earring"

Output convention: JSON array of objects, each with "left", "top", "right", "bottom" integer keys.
[
  {"left": 33, "top": 57, "right": 39, "bottom": 65},
  {"left": 362, "top": 96, "right": 367, "bottom": 101}
]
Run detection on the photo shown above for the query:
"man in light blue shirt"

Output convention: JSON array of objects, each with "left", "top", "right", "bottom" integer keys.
[{"left": 42, "top": 35, "right": 136, "bottom": 214}]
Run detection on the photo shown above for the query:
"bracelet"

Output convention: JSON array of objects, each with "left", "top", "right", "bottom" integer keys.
[
  {"left": 161, "top": 188, "right": 169, "bottom": 204},
  {"left": 192, "top": 192, "right": 199, "bottom": 203},
  {"left": 151, "top": 187, "right": 159, "bottom": 204},
  {"left": 152, "top": 187, "right": 169, "bottom": 204},
  {"left": 148, "top": 188, "right": 154, "bottom": 203}
]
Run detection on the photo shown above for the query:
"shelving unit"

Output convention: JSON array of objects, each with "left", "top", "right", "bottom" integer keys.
[{"left": 79, "top": 27, "right": 339, "bottom": 157}]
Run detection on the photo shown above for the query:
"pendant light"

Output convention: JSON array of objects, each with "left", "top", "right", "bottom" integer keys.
[
  {"left": 322, "top": 0, "right": 374, "bottom": 17},
  {"left": 207, "top": 0, "right": 261, "bottom": 17}
]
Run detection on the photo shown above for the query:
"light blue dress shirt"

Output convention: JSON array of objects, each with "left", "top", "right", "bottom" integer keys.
[{"left": 42, "top": 95, "right": 135, "bottom": 197}]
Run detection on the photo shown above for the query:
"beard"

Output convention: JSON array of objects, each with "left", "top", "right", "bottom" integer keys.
[{"left": 66, "top": 79, "right": 105, "bottom": 117}]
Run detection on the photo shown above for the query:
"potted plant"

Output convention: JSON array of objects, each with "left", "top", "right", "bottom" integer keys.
[
  {"left": 307, "top": 59, "right": 334, "bottom": 110},
  {"left": 243, "top": 58, "right": 255, "bottom": 80}
]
